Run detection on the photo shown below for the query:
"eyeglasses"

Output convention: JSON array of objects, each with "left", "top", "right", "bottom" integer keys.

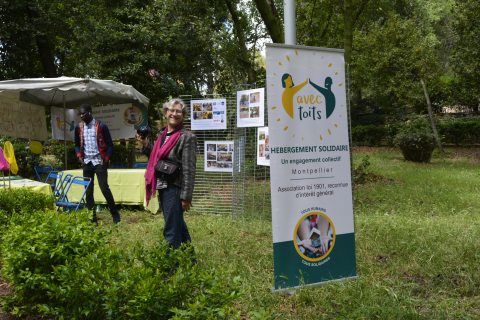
[{"left": 168, "top": 109, "right": 183, "bottom": 115}]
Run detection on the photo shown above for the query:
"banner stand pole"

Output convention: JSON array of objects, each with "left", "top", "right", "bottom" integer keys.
[
  {"left": 2, "top": 170, "right": 5, "bottom": 189},
  {"left": 63, "top": 91, "right": 67, "bottom": 170}
]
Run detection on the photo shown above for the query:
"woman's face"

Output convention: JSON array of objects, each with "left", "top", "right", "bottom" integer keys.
[{"left": 165, "top": 103, "right": 184, "bottom": 128}]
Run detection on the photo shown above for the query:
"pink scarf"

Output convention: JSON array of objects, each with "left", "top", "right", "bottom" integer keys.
[
  {"left": 0, "top": 147, "right": 9, "bottom": 171},
  {"left": 145, "top": 122, "right": 184, "bottom": 205}
]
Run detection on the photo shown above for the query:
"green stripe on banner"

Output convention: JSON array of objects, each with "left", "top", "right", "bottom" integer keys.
[{"left": 273, "top": 232, "right": 357, "bottom": 289}]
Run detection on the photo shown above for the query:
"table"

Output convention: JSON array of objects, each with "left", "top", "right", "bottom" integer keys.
[
  {"left": 6, "top": 179, "right": 53, "bottom": 196},
  {"left": 62, "top": 169, "right": 159, "bottom": 213}
]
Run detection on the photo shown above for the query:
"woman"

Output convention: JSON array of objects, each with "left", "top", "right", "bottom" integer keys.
[{"left": 137, "top": 98, "right": 197, "bottom": 250}]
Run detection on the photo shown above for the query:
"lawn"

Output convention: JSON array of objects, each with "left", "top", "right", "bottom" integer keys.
[{"left": 4, "top": 146, "right": 480, "bottom": 319}]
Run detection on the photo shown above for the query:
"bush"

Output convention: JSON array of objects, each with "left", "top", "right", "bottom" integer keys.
[
  {"left": 1, "top": 210, "right": 244, "bottom": 319},
  {"left": 352, "top": 125, "right": 387, "bottom": 146},
  {"left": 46, "top": 141, "right": 81, "bottom": 170},
  {"left": 0, "top": 188, "right": 54, "bottom": 227},
  {"left": 394, "top": 133, "right": 436, "bottom": 162},
  {"left": 39, "top": 244, "right": 243, "bottom": 319},
  {"left": 436, "top": 121, "right": 480, "bottom": 145},
  {"left": 0, "top": 137, "right": 43, "bottom": 179},
  {"left": 0, "top": 210, "right": 111, "bottom": 316}
]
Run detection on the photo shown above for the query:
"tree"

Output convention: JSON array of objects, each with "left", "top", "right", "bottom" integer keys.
[
  {"left": 353, "top": 16, "right": 444, "bottom": 151},
  {"left": 252, "top": 0, "right": 284, "bottom": 43},
  {"left": 451, "top": 0, "right": 480, "bottom": 108}
]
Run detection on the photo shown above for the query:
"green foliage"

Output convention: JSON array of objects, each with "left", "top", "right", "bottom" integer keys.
[
  {"left": 353, "top": 155, "right": 371, "bottom": 184},
  {"left": 0, "top": 210, "right": 112, "bottom": 315},
  {"left": 437, "top": 121, "right": 480, "bottom": 145},
  {"left": 394, "top": 133, "right": 436, "bottom": 162},
  {"left": 351, "top": 125, "right": 386, "bottom": 146},
  {"left": 0, "top": 137, "right": 43, "bottom": 179},
  {"left": 0, "top": 209, "right": 244, "bottom": 319},
  {"left": 0, "top": 188, "right": 54, "bottom": 228},
  {"left": 46, "top": 141, "right": 81, "bottom": 170},
  {"left": 451, "top": 0, "right": 480, "bottom": 107},
  {"left": 110, "top": 143, "right": 132, "bottom": 167}
]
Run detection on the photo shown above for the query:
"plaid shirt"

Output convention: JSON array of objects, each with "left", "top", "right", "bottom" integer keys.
[{"left": 83, "top": 119, "right": 102, "bottom": 166}]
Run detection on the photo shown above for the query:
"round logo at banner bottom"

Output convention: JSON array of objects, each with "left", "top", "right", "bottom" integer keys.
[
  {"left": 124, "top": 106, "right": 143, "bottom": 126},
  {"left": 293, "top": 212, "right": 336, "bottom": 262}
]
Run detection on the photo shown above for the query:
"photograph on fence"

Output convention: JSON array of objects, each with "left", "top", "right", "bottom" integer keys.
[
  {"left": 236, "top": 88, "right": 265, "bottom": 127},
  {"left": 191, "top": 99, "right": 227, "bottom": 130},
  {"left": 204, "top": 141, "right": 234, "bottom": 172},
  {"left": 257, "top": 127, "right": 270, "bottom": 166}
]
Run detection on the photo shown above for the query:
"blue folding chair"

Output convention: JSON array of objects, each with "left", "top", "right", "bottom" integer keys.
[
  {"left": 34, "top": 165, "right": 53, "bottom": 182},
  {"left": 133, "top": 162, "right": 148, "bottom": 168},
  {"left": 53, "top": 174, "right": 73, "bottom": 200},
  {"left": 56, "top": 176, "right": 92, "bottom": 213},
  {"left": 45, "top": 171, "right": 63, "bottom": 193},
  {"left": 111, "top": 162, "right": 128, "bottom": 169}
]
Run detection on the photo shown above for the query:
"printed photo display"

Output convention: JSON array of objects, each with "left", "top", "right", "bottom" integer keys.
[
  {"left": 191, "top": 99, "right": 227, "bottom": 130},
  {"left": 236, "top": 88, "right": 265, "bottom": 127},
  {"left": 257, "top": 127, "right": 270, "bottom": 166},
  {"left": 204, "top": 141, "right": 234, "bottom": 172}
]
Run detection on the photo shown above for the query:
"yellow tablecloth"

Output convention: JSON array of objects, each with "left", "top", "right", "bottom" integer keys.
[
  {"left": 7, "top": 179, "right": 53, "bottom": 196},
  {"left": 62, "top": 169, "right": 159, "bottom": 213}
]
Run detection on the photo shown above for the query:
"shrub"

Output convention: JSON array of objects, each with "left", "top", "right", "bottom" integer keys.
[
  {"left": 47, "top": 141, "right": 81, "bottom": 170},
  {"left": 394, "top": 133, "right": 436, "bottom": 163},
  {"left": 0, "top": 210, "right": 111, "bottom": 316},
  {"left": 351, "top": 125, "right": 386, "bottom": 146},
  {"left": 39, "top": 243, "right": 243, "bottom": 319},
  {"left": 0, "top": 137, "right": 43, "bottom": 179},
  {"left": 0, "top": 188, "right": 54, "bottom": 228},
  {"left": 1, "top": 210, "right": 244, "bottom": 319},
  {"left": 436, "top": 121, "right": 480, "bottom": 145}
]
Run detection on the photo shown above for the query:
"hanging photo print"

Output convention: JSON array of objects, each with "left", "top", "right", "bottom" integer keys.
[
  {"left": 236, "top": 88, "right": 265, "bottom": 127},
  {"left": 191, "top": 99, "right": 227, "bottom": 130},
  {"left": 257, "top": 127, "right": 270, "bottom": 166},
  {"left": 204, "top": 141, "right": 234, "bottom": 172}
]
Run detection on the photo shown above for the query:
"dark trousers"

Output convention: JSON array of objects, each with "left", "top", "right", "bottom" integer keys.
[
  {"left": 158, "top": 184, "right": 192, "bottom": 249},
  {"left": 83, "top": 162, "right": 118, "bottom": 215}
]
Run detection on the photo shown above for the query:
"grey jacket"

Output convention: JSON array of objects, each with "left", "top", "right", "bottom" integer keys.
[{"left": 141, "top": 128, "right": 197, "bottom": 202}]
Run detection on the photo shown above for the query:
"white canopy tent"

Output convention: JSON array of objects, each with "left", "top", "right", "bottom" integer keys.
[{"left": 0, "top": 77, "right": 150, "bottom": 169}]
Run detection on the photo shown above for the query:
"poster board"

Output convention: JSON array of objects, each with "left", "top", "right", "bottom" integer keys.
[
  {"left": 0, "top": 96, "right": 48, "bottom": 141},
  {"left": 257, "top": 127, "right": 270, "bottom": 166},
  {"left": 191, "top": 99, "right": 227, "bottom": 130},
  {"left": 266, "top": 43, "right": 357, "bottom": 290},
  {"left": 204, "top": 141, "right": 234, "bottom": 172},
  {"left": 51, "top": 103, "right": 148, "bottom": 141},
  {"left": 237, "top": 88, "right": 265, "bottom": 127}
]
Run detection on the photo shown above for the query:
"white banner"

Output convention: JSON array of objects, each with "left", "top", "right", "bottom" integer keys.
[
  {"left": 191, "top": 99, "right": 227, "bottom": 130},
  {"left": 266, "top": 44, "right": 357, "bottom": 289},
  {"left": 236, "top": 88, "right": 265, "bottom": 127},
  {"left": 51, "top": 103, "right": 148, "bottom": 141},
  {"left": 204, "top": 141, "right": 234, "bottom": 172},
  {"left": 257, "top": 127, "right": 270, "bottom": 166},
  {"left": 0, "top": 96, "right": 48, "bottom": 141}
]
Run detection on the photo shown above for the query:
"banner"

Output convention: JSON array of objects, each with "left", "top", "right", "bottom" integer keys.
[
  {"left": 237, "top": 88, "right": 265, "bottom": 127},
  {"left": 191, "top": 99, "right": 227, "bottom": 130},
  {"left": 257, "top": 127, "right": 270, "bottom": 166},
  {"left": 266, "top": 44, "right": 357, "bottom": 290},
  {"left": 51, "top": 103, "right": 148, "bottom": 141},
  {"left": 204, "top": 141, "right": 234, "bottom": 172},
  {"left": 0, "top": 96, "right": 48, "bottom": 141}
]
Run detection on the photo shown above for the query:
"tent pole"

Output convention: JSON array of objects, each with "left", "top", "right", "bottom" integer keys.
[{"left": 63, "top": 92, "right": 67, "bottom": 170}]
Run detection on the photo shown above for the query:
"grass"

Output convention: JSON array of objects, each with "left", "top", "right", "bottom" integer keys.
[{"left": 68, "top": 147, "right": 480, "bottom": 318}]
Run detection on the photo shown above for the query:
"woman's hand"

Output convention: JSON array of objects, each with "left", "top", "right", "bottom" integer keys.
[
  {"left": 319, "top": 236, "right": 333, "bottom": 254},
  {"left": 182, "top": 200, "right": 193, "bottom": 212},
  {"left": 135, "top": 130, "right": 148, "bottom": 147},
  {"left": 297, "top": 240, "right": 318, "bottom": 253}
]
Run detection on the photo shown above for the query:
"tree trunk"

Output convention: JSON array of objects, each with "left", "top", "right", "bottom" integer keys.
[
  {"left": 25, "top": 3, "right": 58, "bottom": 78},
  {"left": 344, "top": 0, "right": 353, "bottom": 64},
  {"left": 253, "top": 0, "right": 284, "bottom": 43},
  {"left": 419, "top": 78, "right": 444, "bottom": 152},
  {"left": 224, "top": 0, "right": 255, "bottom": 84},
  {"left": 156, "top": 103, "right": 164, "bottom": 128}
]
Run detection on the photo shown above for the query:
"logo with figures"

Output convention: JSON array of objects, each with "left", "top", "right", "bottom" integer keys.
[{"left": 124, "top": 106, "right": 142, "bottom": 126}]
